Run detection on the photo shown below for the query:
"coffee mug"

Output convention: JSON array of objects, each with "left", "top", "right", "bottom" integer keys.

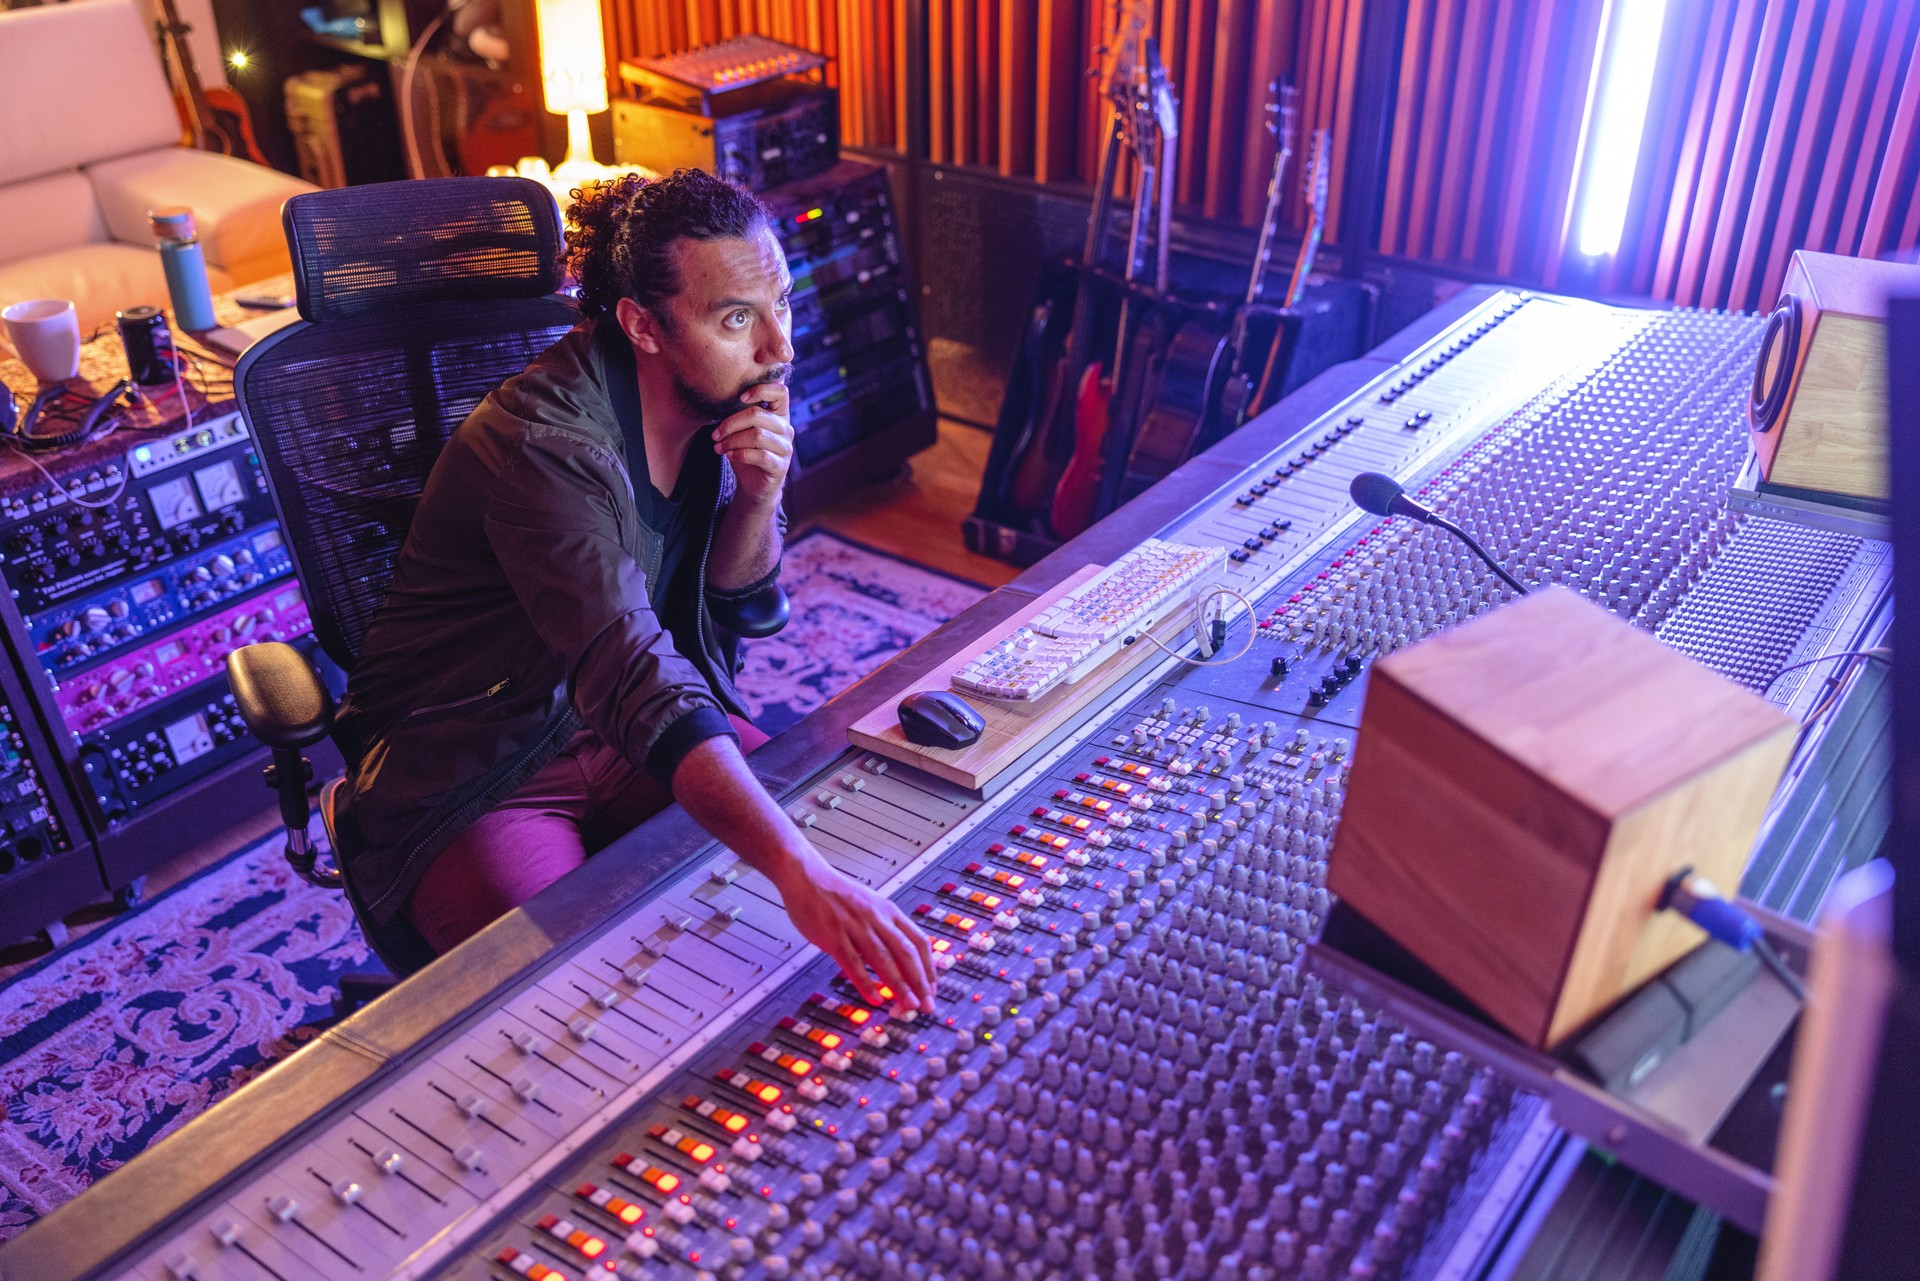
[{"left": 2, "top": 298, "right": 81, "bottom": 382}]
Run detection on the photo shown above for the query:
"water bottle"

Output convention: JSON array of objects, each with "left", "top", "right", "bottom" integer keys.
[{"left": 149, "top": 206, "right": 217, "bottom": 333}]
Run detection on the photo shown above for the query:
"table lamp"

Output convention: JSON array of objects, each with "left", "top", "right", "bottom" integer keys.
[{"left": 504, "top": 0, "right": 652, "bottom": 200}]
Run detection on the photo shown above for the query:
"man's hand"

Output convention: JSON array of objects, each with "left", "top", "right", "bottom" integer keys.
[
  {"left": 713, "top": 380, "right": 793, "bottom": 507},
  {"left": 773, "top": 854, "right": 937, "bottom": 1014}
]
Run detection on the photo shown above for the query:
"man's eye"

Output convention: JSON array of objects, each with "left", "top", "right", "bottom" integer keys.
[
  {"left": 726, "top": 310, "right": 750, "bottom": 328},
  {"left": 776, "top": 293, "right": 791, "bottom": 311}
]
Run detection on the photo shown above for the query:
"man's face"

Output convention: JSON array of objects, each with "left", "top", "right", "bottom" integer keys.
[{"left": 648, "top": 226, "right": 795, "bottom": 424}]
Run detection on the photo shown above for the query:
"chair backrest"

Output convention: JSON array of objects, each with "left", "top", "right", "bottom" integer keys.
[{"left": 234, "top": 177, "right": 579, "bottom": 672}]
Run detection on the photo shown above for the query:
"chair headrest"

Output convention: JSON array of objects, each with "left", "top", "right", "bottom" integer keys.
[{"left": 284, "top": 177, "right": 567, "bottom": 324}]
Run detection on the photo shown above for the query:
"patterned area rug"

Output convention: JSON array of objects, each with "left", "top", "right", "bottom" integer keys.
[
  {"left": 0, "top": 528, "right": 984, "bottom": 1242},
  {"left": 737, "top": 528, "right": 987, "bottom": 736}
]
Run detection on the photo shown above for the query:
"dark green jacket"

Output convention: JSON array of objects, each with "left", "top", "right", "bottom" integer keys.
[{"left": 334, "top": 320, "right": 776, "bottom": 926}]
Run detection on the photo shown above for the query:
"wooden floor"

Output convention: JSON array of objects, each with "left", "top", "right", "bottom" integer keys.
[{"left": 800, "top": 418, "right": 1019, "bottom": 589}]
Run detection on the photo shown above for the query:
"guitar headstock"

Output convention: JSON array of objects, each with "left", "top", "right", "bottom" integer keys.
[
  {"left": 1143, "top": 37, "right": 1178, "bottom": 142},
  {"left": 1265, "top": 78, "right": 1299, "bottom": 160},
  {"left": 1095, "top": 0, "right": 1153, "bottom": 111}
]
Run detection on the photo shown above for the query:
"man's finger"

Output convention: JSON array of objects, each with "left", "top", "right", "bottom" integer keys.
[
  {"left": 823, "top": 934, "right": 881, "bottom": 1006},
  {"left": 740, "top": 381, "right": 790, "bottom": 413},
  {"left": 851, "top": 925, "right": 914, "bottom": 1013},
  {"left": 877, "top": 919, "right": 936, "bottom": 1011}
]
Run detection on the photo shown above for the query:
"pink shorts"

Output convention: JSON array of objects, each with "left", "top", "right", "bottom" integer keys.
[{"left": 404, "top": 718, "right": 768, "bottom": 952}]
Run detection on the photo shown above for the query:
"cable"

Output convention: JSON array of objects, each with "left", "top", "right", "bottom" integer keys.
[
  {"left": 1130, "top": 584, "right": 1258, "bottom": 667},
  {"left": 1799, "top": 652, "right": 1873, "bottom": 729},
  {"left": 1766, "top": 647, "right": 1891, "bottom": 690},
  {"left": 399, "top": 1, "right": 476, "bottom": 179},
  {"left": 0, "top": 433, "right": 131, "bottom": 509},
  {"left": 1752, "top": 936, "right": 1807, "bottom": 1002},
  {"left": 1660, "top": 867, "right": 1806, "bottom": 1003}
]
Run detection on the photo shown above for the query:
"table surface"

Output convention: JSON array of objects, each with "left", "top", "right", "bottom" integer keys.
[{"left": 0, "top": 283, "right": 296, "bottom": 488}]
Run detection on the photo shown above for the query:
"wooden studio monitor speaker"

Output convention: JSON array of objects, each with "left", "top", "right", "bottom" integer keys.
[
  {"left": 1747, "top": 250, "right": 1920, "bottom": 502},
  {"left": 1327, "top": 588, "right": 1797, "bottom": 1050}
]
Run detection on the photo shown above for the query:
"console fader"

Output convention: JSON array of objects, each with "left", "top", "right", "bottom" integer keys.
[{"left": 22, "top": 289, "right": 1891, "bottom": 1281}]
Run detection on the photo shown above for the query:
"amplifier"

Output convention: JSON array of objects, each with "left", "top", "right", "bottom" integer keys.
[
  {"left": 28, "top": 522, "right": 293, "bottom": 673},
  {"left": 761, "top": 160, "right": 935, "bottom": 501},
  {"left": 0, "top": 693, "right": 85, "bottom": 889},
  {"left": 0, "top": 413, "right": 273, "bottom": 615},
  {"left": 0, "top": 408, "right": 312, "bottom": 890},
  {"left": 612, "top": 85, "right": 838, "bottom": 191},
  {"left": 78, "top": 662, "right": 293, "bottom": 823},
  {"left": 54, "top": 581, "right": 312, "bottom": 739}
]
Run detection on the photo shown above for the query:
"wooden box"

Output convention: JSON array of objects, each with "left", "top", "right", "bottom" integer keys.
[
  {"left": 1748, "top": 251, "right": 1920, "bottom": 502},
  {"left": 1327, "top": 588, "right": 1797, "bottom": 1050}
]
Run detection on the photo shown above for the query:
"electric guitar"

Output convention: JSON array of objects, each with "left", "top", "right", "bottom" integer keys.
[
  {"left": 1247, "top": 126, "right": 1332, "bottom": 416},
  {"left": 1117, "top": 79, "right": 1298, "bottom": 501},
  {"left": 1003, "top": 0, "right": 1150, "bottom": 529},
  {"left": 1051, "top": 34, "right": 1174, "bottom": 540},
  {"left": 154, "top": 0, "right": 268, "bottom": 167}
]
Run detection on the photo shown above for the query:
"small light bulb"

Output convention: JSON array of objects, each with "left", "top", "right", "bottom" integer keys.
[{"left": 227, "top": 49, "right": 249, "bottom": 70}]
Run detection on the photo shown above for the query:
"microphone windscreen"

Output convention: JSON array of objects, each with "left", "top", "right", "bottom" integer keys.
[{"left": 1350, "top": 471, "right": 1404, "bottom": 517}]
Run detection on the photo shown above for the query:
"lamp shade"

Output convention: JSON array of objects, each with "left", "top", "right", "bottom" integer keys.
[{"left": 535, "top": 0, "right": 610, "bottom": 116}]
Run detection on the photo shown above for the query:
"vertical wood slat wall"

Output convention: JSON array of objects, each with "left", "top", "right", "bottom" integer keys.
[
  {"left": 596, "top": 0, "right": 1920, "bottom": 313},
  {"left": 1369, "top": 0, "right": 1920, "bottom": 310},
  {"left": 596, "top": 0, "right": 1351, "bottom": 242}
]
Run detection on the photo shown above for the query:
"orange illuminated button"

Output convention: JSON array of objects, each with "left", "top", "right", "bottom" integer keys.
[
  {"left": 911, "top": 904, "right": 978, "bottom": 934},
  {"left": 646, "top": 1123, "right": 717, "bottom": 1163},
  {"left": 985, "top": 843, "right": 1051, "bottom": 870},
  {"left": 715, "top": 1067, "right": 784, "bottom": 1105},
  {"left": 576, "top": 1181, "right": 646, "bottom": 1225},
  {"left": 747, "top": 1042, "right": 813, "bottom": 1078},
  {"left": 806, "top": 992, "right": 874, "bottom": 1026},
  {"left": 496, "top": 1246, "right": 571, "bottom": 1280},
  {"left": 611, "top": 1153, "right": 682, "bottom": 1194},
  {"left": 536, "top": 1213, "right": 608, "bottom": 1259},
  {"left": 941, "top": 881, "right": 1003, "bottom": 911},
  {"left": 682, "top": 1095, "right": 752, "bottom": 1133},
  {"left": 776, "top": 1016, "right": 843, "bottom": 1050},
  {"left": 964, "top": 862, "right": 1027, "bottom": 890}
]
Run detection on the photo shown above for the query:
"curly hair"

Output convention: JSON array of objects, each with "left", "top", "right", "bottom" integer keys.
[{"left": 565, "top": 168, "right": 772, "bottom": 326}]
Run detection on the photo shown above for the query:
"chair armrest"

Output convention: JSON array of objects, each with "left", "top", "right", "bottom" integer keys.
[
  {"left": 226, "top": 641, "right": 335, "bottom": 750},
  {"left": 710, "top": 583, "right": 790, "bottom": 639}
]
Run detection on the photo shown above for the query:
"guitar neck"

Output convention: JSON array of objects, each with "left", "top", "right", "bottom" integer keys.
[
  {"left": 1244, "top": 144, "right": 1293, "bottom": 309},
  {"left": 155, "top": 0, "right": 216, "bottom": 147}
]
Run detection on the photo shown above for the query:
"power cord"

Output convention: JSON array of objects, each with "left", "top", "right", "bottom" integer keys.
[
  {"left": 1660, "top": 867, "right": 1806, "bottom": 1001},
  {"left": 1129, "top": 584, "right": 1258, "bottom": 667}
]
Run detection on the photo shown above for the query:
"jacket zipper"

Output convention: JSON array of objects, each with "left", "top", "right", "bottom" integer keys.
[{"left": 398, "top": 677, "right": 514, "bottom": 724}]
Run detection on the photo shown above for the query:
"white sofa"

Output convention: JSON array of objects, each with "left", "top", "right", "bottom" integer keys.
[{"left": 0, "top": 0, "right": 316, "bottom": 336}]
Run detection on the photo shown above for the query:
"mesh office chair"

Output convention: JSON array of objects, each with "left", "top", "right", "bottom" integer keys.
[{"left": 223, "top": 177, "right": 788, "bottom": 988}]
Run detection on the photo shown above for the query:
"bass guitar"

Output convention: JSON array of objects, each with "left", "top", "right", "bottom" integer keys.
[
  {"left": 1117, "top": 78, "right": 1298, "bottom": 501},
  {"left": 1051, "top": 34, "right": 1173, "bottom": 540},
  {"left": 155, "top": 0, "right": 269, "bottom": 167},
  {"left": 1002, "top": 0, "right": 1150, "bottom": 528}
]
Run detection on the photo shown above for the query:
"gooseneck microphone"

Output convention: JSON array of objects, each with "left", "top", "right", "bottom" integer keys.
[{"left": 1349, "top": 471, "right": 1530, "bottom": 597}]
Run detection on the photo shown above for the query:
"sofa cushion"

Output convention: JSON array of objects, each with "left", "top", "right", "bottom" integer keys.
[
  {"left": 0, "top": 173, "right": 109, "bottom": 268},
  {"left": 87, "top": 148, "right": 312, "bottom": 279},
  {"left": 0, "top": 0, "right": 181, "bottom": 183},
  {"left": 0, "top": 244, "right": 234, "bottom": 339}
]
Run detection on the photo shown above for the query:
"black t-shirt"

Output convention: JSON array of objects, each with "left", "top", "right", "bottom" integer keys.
[{"left": 600, "top": 324, "right": 720, "bottom": 663}]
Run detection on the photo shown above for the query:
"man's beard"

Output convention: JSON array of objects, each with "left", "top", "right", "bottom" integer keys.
[{"left": 675, "top": 365, "right": 792, "bottom": 424}]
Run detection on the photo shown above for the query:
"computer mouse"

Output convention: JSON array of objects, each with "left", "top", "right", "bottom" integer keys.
[{"left": 897, "top": 689, "right": 986, "bottom": 749}]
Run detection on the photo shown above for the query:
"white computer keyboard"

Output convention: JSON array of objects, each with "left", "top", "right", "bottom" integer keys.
[{"left": 953, "top": 539, "right": 1228, "bottom": 702}]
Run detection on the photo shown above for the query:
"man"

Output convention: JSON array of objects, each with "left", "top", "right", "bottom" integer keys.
[{"left": 332, "top": 169, "right": 936, "bottom": 1013}]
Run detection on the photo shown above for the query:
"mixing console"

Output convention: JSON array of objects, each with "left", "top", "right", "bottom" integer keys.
[{"left": 34, "top": 289, "right": 1891, "bottom": 1281}]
